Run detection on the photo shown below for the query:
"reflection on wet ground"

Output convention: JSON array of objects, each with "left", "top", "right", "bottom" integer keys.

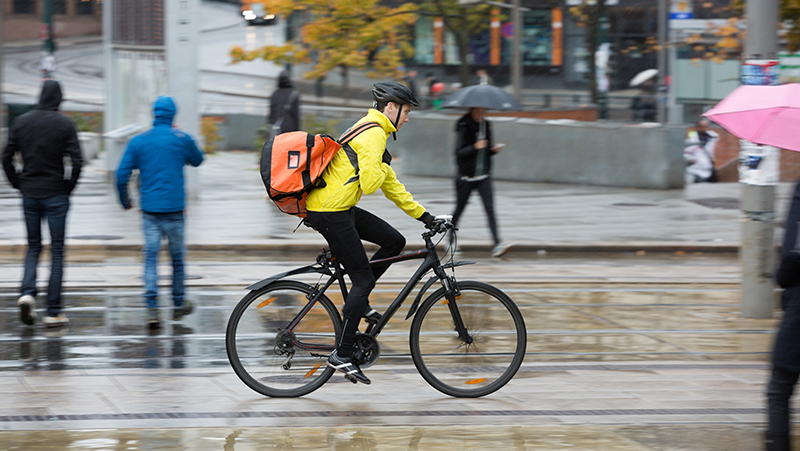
[
  {"left": 0, "top": 424, "right": 774, "bottom": 450},
  {"left": 0, "top": 284, "right": 776, "bottom": 371}
]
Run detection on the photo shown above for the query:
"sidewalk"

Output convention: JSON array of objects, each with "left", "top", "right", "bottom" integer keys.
[{"left": 3, "top": 150, "right": 794, "bottom": 255}]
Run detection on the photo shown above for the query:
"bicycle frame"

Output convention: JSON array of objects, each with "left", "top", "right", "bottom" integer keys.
[{"left": 245, "top": 229, "right": 476, "bottom": 350}]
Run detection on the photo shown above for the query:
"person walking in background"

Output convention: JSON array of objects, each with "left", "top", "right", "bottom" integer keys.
[
  {"left": 475, "top": 69, "right": 493, "bottom": 85},
  {"left": 766, "top": 180, "right": 800, "bottom": 451},
  {"left": 116, "top": 96, "right": 204, "bottom": 329},
  {"left": 402, "top": 69, "right": 418, "bottom": 99},
  {"left": 684, "top": 119, "right": 720, "bottom": 183},
  {"left": 451, "top": 107, "right": 511, "bottom": 258},
  {"left": 268, "top": 70, "right": 300, "bottom": 136},
  {"left": 2, "top": 80, "right": 82, "bottom": 328}
]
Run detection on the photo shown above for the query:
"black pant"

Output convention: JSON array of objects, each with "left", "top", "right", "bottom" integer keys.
[
  {"left": 452, "top": 176, "right": 499, "bottom": 245},
  {"left": 306, "top": 207, "right": 405, "bottom": 357},
  {"left": 767, "top": 365, "right": 799, "bottom": 450}
]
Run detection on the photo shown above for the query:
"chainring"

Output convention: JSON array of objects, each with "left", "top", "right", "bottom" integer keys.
[{"left": 352, "top": 332, "right": 380, "bottom": 368}]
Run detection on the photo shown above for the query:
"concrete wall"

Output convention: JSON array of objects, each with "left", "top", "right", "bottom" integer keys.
[
  {"left": 394, "top": 113, "right": 687, "bottom": 189},
  {"left": 216, "top": 114, "right": 266, "bottom": 151}
]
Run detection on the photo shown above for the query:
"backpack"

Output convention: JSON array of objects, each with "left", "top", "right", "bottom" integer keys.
[{"left": 260, "top": 122, "right": 380, "bottom": 217}]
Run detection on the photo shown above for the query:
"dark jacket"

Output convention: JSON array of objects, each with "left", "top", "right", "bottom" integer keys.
[
  {"left": 268, "top": 71, "right": 300, "bottom": 134},
  {"left": 773, "top": 181, "right": 800, "bottom": 372},
  {"left": 115, "top": 96, "right": 204, "bottom": 213},
  {"left": 2, "top": 80, "right": 82, "bottom": 198},
  {"left": 454, "top": 112, "right": 493, "bottom": 178}
]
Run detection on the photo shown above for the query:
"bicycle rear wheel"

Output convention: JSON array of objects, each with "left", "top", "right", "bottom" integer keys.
[
  {"left": 226, "top": 280, "right": 341, "bottom": 398},
  {"left": 410, "top": 281, "right": 526, "bottom": 397}
]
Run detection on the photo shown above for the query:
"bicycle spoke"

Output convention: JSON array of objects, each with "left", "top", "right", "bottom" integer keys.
[
  {"left": 410, "top": 281, "right": 526, "bottom": 397},
  {"left": 226, "top": 281, "right": 341, "bottom": 398}
]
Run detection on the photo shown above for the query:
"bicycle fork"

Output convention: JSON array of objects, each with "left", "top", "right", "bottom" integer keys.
[{"left": 437, "top": 273, "right": 472, "bottom": 344}]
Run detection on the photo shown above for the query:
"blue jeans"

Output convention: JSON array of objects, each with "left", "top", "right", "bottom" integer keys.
[
  {"left": 21, "top": 195, "right": 70, "bottom": 317},
  {"left": 142, "top": 212, "right": 185, "bottom": 310}
]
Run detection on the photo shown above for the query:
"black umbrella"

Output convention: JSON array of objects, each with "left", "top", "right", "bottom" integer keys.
[{"left": 441, "top": 83, "right": 522, "bottom": 111}]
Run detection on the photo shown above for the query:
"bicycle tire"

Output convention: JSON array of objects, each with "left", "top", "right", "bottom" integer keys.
[
  {"left": 409, "top": 280, "right": 526, "bottom": 397},
  {"left": 226, "top": 280, "right": 342, "bottom": 398}
]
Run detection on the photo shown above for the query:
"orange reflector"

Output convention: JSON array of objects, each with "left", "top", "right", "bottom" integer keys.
[
  {"left": 455, "top": 294, "right": 462, "bottom": 299},
  {"left": 466, "top": 378, "right": 486, "bottom": 385},
  {"left": 442, "top": 300, "right": 449, "bottom": 305},
  {"left": 257, "top": 297, "right": 277, "bottom": 309},
  {"left": 304, "top": 363, "right": 322, "bottom": 379}
]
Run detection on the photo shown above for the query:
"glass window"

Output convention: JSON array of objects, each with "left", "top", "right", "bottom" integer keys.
[
  {"left": 503, "top": 9, "right": 552, "bottom": 66},
  {"left": 76, "top": 0, "right": 94, "bottom": 15},
  {"left": 414, "top": 17, "right": 435, "bottom": 65},
  {"left": 13, "top": 0, "right": 35, "bottom": 14},
  {"left": 54, "top": 0, "right": 67, "bottom": 14}
]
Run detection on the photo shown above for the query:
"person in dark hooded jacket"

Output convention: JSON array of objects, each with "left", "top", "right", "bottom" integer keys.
[
  {"left": 268, "top": 70, "right": 300, "bottom": 135},
  {"left": 116, "top": 96, "right": 204, "bottom": 329},
  {"left": 766, "top": 180, "right": 800, "bottom": 451},
  {"left": 2, "top": 80, "right": 82, "bottom": 328}
]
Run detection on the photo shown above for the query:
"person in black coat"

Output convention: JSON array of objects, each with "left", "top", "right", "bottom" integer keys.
[
  {"left": 2, "top": 80, "right": 82, "bottom": 328},
  {"left": 451, "top": 107, "right": 510, "bottom": 258},
  {"left": 766, "top": 180, "right": 800, "bottom": 450},
  {"left": 268, "top": 70, "right": 300, "bottom": 135}
]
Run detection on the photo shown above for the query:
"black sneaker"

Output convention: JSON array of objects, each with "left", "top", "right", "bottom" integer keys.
[
  {"left": 363, "top": 308, "right": 382, "bottom": 325},
  {"left": 148, "top": 308, "right": 161, "bottom": 330},
  {"left": 327, "top": 349, "right": 370, "bottom": 384},
  {"left": 172, "top": 300, "right": 194, "bottom": 321}
]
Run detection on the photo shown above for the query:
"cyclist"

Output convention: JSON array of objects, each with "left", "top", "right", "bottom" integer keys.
[{"left": 305, "top": 81, "right": 437, "bottom": 384}]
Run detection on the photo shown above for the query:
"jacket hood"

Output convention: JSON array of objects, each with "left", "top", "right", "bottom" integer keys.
[
  {"left": 38, "top": 80, "right": 62, "bottom": 111},
  {"left": 153, "top": 96, "right": 177, "bottom": 126},
  {"left": 278, "top": 70, "right": 294, "bottom": 89}
]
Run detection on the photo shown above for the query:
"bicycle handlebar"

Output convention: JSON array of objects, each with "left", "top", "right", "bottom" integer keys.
[{"left": 422, "top": 214, "right": 455, "bottom": 238}]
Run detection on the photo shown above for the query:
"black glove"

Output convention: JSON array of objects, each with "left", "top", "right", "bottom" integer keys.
[
  {"left": 417, "top": 212, "right": 435, "bottom": 228},
  {"left": 382, "top": 149, "right": 392, "bottom": 166}
]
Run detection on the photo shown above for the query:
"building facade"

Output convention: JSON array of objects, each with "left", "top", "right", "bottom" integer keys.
[{"left": 3, "top": 0, "right": 102, "bottom": 42}]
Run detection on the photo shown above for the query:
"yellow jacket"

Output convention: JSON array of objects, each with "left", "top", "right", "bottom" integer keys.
[{"left": 306, "top": 109, "right": 426, "bottom": 219}]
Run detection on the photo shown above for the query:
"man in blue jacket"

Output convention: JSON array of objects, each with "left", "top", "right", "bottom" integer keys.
[{"left": 116, "top": 96, "right": 204, "bottom": 329}]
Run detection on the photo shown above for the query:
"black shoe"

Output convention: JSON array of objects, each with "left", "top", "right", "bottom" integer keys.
[
  {"left": 172, "top": 300, "right": 194, "bottom": 321},
  {"left": 327, "top": 349, "right": 370, "bottom": 384},
  {"left": 363, "top": 308, "right": 382, "bottom": 325},
  {"left": 148, "top": 308, "right": 161, "bottom": 330}
]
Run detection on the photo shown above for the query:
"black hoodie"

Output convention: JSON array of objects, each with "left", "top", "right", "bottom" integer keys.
[
  {"left": 2, "top": 80, "right": 82, "bottom": 198},
  {"left": 268, "top": 70, "right": 300, "bottom": 134}
]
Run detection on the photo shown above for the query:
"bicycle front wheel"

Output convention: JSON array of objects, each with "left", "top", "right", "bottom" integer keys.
[
  {"left": 410, "top": 281, "right": 526, "bottom": 397},
  {"left": 226, "top": 280, "right": 342, "bottom": 398}
]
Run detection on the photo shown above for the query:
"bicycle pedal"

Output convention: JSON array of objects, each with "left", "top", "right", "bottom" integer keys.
[{"left": 344, "top": 374, "right": 358, "bottom": 384}]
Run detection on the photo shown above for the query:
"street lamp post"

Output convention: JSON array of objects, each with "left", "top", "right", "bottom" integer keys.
[
  {"left": 511, "top": 0, "right": 522, "bottom": 100},
  {"left": 740, "top": 0, "right": 780, "bottom": 319}
]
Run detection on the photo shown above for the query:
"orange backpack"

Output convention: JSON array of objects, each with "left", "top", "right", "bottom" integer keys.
[{"left": 260, "top": 122, "right": 380, "bottom": 217}]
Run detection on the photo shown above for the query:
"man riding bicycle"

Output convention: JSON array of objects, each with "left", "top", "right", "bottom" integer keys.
[{"left": 305, "top": 81, "right": 437, "bottom": 384}]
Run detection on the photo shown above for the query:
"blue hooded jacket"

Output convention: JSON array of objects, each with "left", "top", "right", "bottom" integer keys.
[{"left": 116, "top": 96, "right": 204, "bottom": 213}]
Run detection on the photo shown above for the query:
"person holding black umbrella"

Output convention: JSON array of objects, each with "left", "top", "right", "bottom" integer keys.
[{"left": 451, "top": 107, "right": 511, "bottom": 258}]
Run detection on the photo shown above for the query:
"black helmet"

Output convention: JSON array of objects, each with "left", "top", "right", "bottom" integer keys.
[{"left": 372, "top": 81, "right": 420, "bottom": 107}]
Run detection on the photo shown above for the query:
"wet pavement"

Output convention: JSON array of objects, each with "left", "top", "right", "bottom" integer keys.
[
  {"left": 2, "top": 150, "right": 797, "bottom": 253},
  {"left": 0, "top": 151, "right": 795, "bottom": 449}
]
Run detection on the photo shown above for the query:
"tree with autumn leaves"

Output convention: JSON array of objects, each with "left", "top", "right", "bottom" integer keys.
[
  {"left": 231, "top": 0, "right": 496, "bottom": 92},
  {"left": 232, "top": 0, "right": 418, "bottom": 97}
]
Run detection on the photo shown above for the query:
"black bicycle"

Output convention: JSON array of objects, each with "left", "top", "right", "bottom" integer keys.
[{"left": 225, "top": 217, "right": 526, "bottom": 398}]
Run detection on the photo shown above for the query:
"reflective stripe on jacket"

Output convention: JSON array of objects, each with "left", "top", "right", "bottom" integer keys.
[{"left": 306, "top": 109, "right": 426, "bottom": 219}]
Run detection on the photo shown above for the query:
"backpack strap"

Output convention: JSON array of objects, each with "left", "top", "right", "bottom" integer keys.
[
  {"left": 337, "top": 121, "right": 381, "bottom": 175},
  {"left": 301, "top": 132, "right": 315, "bottom": 188}
]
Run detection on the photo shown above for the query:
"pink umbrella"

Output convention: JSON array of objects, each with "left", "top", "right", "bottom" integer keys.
[{"left": 702, "top": 83, "right": 800, "bottom": 152}]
